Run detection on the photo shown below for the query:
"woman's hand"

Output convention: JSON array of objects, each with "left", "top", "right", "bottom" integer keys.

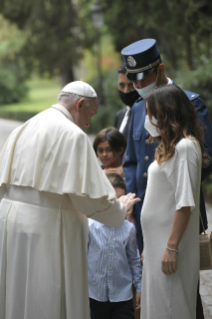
[
  {"left": 161, "top": 207, "right": 190, "bottom": 275},
  {"left": 161, "top": 249, "right": 177, "bottom": 275},
  {"left": 135, "top": 292, "right": 141, "bottom": 310},
  {"left": 119, "top": 193, "right": 140, "bottom": 212}
]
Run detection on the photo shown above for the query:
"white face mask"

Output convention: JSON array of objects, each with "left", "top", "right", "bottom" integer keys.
[
  {"left": 144, "top": 115, "right": 160, "bottom": 137},
  {"left": 133, "top": 68, "right": 159, "bottom": 99},
  {"left": 133, "top": 81, "right": 157, "bottom": 99}
]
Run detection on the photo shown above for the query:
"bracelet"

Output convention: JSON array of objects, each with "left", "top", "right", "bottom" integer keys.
[{"left": 166, "top": 246, "right": 178, "bottom": 254}]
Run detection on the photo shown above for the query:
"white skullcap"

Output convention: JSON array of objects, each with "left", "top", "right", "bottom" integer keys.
[{"left": 61, "top": 81, "right": 97, "bottom": 98}]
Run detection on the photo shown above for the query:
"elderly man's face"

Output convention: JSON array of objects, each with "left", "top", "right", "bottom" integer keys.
[{"left": 78, "top": 98, "right": 98, "bottom": 128}]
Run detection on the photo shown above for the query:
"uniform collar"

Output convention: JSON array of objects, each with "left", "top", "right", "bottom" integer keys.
[
  {"left": 167, "top": 77, "right": 172, "bottom": 85},
  {"left": 51, "top": 104, "right": 74, "bottom": 123}
]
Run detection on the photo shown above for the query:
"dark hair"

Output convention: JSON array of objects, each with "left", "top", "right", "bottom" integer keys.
[
  {"left": 107, "top": 173, "right": 126, "bottom": 192},
  {"left": 93, "top": 127, "right": 127, "bottom": 156},
  {"left": 118, "top": 64, "right": 126, "bottom": 75},
  {"left": 145, "top": 84, "right": 209, "bottom": 165}
]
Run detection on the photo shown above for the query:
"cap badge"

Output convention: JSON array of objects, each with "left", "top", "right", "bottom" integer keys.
[{"left": 127, "top": 56, "right": 137, "bottom": 67}]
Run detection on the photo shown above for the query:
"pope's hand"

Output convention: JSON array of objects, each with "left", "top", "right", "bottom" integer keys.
[{"left": 119, "top": 193, "right": 140, "bottom": 212}]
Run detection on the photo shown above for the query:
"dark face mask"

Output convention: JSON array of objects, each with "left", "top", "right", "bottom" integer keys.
[{"left": 118, "top": 90, "right": 140, "bottom": 107}]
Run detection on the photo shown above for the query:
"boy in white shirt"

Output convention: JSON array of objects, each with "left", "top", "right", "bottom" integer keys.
[{"left": 88, "top": 174, "right": 142, "bottom": 319}]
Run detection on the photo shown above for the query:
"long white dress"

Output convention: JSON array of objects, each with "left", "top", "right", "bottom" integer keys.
[
  {"left": 141, "top": 138, "right": 201, "bottom": 319},
  {"left": 0, "top": 104, "right": 126, "bottom": 319}
]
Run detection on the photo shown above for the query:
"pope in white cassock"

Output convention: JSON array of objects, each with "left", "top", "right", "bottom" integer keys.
[{"left": 0, "top": 81, "right": 139, "bottom": 319}]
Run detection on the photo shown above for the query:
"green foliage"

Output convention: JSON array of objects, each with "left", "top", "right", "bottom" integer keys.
[
  {"left": 79, "top": 0, "right": 212, "bottom": 73},
  {"left": 0, "top": 0, "right": 84, "bottom": 84},
  {"left": 81, "top": 32, "right": 121, "bottom": 81},
  {"left": 0, "top": 14, "right": 28, "bottom": 104},
  {"left": 0, "top": 14, "right": 26, "bottom": 59},
  {"left": 174, "top": 57, "right": 212, "bottom": 196},
  {"left": 84, "top": 70, "right": 124, "bottom": 134},
  {"left": 0, "top": 76, "right": 60, "bottom": 119},
  {"left": 175, "top": 56, "right": 212, "bottom": 116},
  {"left": 0, "top": 60, "right": 28, "bottom": 104}
]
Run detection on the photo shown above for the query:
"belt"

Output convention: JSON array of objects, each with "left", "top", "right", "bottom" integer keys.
[{"left": 3, "top": 185, "right": 74, "bottom": 210}]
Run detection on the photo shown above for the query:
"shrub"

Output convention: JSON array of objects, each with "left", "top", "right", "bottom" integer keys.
[
  {"left": 0, "top": 59, "right": 28, "bottom": 104},
  {"left": 175, "top": 57, "right": 212, "bottom": 117}
]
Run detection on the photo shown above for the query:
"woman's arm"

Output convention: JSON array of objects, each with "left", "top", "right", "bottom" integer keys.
[{"left": 161, "top": 206, "right": 191, "bottom": 275}]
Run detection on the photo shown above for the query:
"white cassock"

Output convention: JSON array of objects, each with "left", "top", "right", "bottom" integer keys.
[{"left": 0, "top": 104, "right": 126, "bottom": 319}]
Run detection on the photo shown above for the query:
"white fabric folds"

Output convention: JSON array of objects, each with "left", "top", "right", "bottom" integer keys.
[
  {"left": 0, "top": 104, "right": 126, "bottom": 319},
  {"left": 0, "top": 105, "right": 115, "bottom": 200},
  {"left": 141, "top": 138, "right": 202, "bottom": 319}
]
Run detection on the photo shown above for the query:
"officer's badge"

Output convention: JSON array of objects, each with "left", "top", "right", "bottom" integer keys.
[{"left": 127, "top": 56, "right": 137, "bottom": 67}]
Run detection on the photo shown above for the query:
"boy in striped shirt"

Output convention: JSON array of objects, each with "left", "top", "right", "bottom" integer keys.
[{"left": 87, "top": 174, "right": 142, "bottom": 319}]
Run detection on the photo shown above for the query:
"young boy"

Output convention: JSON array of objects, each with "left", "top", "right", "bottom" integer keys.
[{"left": 87, "top": 173, "right": 142, "bottom": 319}]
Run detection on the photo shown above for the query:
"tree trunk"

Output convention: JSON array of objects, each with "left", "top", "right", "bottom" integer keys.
[{"left": 59, "top": 65, "right": 75, "bottom": 88}]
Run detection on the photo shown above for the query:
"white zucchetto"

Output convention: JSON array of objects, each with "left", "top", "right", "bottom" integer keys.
[{"left": 61, "top": 81, "right": 97, "bottom": 98}]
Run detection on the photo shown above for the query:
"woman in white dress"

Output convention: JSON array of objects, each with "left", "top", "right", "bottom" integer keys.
[{"left": 140, "top": 84, "right": 209, "bottom": 319}]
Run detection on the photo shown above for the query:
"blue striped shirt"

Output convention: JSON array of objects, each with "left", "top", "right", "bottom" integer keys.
[{"left": 87, "top": 220, "right": 142, "bottom": 302}]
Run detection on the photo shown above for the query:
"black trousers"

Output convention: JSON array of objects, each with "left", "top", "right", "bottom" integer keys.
[
  {"left": 90, "top": 298, "right": 135, "bottom": 319},
  {"left": 196, "top": 280, "right": 204, "bottom": 319}
]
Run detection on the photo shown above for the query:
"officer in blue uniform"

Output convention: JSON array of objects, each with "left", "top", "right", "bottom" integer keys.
[{"left": 122, "top": 39, "right": 212, "bottom": 319}]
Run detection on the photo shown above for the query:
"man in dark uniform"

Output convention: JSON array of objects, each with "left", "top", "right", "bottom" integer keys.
[
  {"left": 121, "top": 38, "right": 212, "bottom": 319},
  {"left": 115, "top": 65, "right": 139, "bottom": 139}
]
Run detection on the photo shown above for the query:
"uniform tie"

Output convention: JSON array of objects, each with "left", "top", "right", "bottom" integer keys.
[{"left": 122, "top": 109, "right": 131, "bottom": 139}]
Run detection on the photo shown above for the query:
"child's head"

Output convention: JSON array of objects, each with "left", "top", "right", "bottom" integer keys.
[
  {"left": 107, "top": 173, "right": 126, "bottom": 198},
  {"left": 93, "top": 127, "right": 127, "bottom": 168}
]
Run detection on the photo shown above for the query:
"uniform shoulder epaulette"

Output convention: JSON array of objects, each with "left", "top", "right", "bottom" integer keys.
[{"left": 183, "top": 90, "right": 200, "bottom": 101}]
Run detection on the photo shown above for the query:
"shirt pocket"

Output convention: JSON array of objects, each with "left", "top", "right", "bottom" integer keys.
[{"left": 133, "top": 130, "right": 142, "bottom": 153}]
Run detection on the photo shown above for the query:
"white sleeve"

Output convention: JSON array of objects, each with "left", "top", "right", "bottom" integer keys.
[
  {"left": 68, "top": 194, "right": 126, "bottom": 228},
  {"left": 168, "top": 159, "right": 198, "bottom": 211},
  {"left": 0, "top": 185, "right": 5, "bottom": 202}
]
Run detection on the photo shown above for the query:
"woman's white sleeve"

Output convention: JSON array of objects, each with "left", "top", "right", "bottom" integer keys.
[{"left": 168, "top": 159, "right": 198, "bottom": 211}]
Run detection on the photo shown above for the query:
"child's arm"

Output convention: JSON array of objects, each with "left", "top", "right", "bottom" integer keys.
[
  {"left": 135, "top": 292, "right": 141, "bottom": 310},
  {"left": 126, "top": 224, "right": 142, "bottom": 308}
]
